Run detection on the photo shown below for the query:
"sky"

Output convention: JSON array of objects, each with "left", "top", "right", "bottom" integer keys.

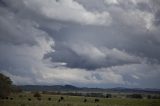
[{"left": 0, "top": 0, "right": 160, "bottom": 88}]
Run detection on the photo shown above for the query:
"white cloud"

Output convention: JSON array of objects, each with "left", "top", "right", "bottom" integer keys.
[
  {"left": 5, "top": 0, "right": 112, "bottom": 26},
  {"left": 104, "top": 0, "right": 119, "bottom": 5},
  {"left": 14, "top": 66, "right": 125, "bottom": 85},
  {"left": 109, "top": 63, "right": 160, "bottom": 88},
  {"left": 108, "top": 6, "right": 154, "bottom": 31},
  {"left": 125, "top": 10, "right": 154, "bottom": 30},
  {"left": 102, "top": 47, "right": 141, "bottom": 62},
  {"left": 71, "top": 43, "right": 106, "bottom": 61},
  {"left": 104, "top": 0, "right": 150, "bottom": 5},
  {"left": 70, "top": 43, "right": 142, "bottom": 64},
  {"left": 104, "top": 0, "right": 155, "bottom": 30},
  {"left": 132, "top": 75, "right": 140, "bottom": 79},
  {"left": 0, "top": 6, "right": 55, "bottom": 84}
]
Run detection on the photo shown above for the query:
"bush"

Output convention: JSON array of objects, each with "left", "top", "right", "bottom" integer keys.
[
  {"left": 126, "top": 94, "right": 143, "bottom": 99},
  {"left": 33, "top": 92, "right": 41, "bottom": 98}
]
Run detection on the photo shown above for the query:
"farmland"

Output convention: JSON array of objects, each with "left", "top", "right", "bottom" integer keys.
[{"left": 0, "top": 92, "right": 160, "bottom": 106}]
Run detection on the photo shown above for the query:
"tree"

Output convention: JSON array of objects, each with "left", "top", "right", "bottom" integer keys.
[{"left": 0, "top": 73, "right": 12, "bottom": 98}]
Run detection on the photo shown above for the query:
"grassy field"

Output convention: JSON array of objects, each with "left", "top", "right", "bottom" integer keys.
[{"left": 0, "top": 92, "right": 160, "bottom": 106}]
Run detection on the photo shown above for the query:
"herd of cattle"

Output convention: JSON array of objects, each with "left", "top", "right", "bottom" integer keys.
[{"left": 1, "top": 96, "right": 100, "bottom": 103}]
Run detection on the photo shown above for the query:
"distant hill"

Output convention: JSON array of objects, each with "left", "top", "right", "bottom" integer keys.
[
  {"left": 18, "top": 85, "right": 160, "bottom": 94},
  {"left": 19, "top": 85, "right": 79, "bottom": 91}
]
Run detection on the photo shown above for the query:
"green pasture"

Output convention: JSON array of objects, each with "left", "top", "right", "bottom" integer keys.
[{"left": 0, "top": 92, "right": 160, "bottom": 106}]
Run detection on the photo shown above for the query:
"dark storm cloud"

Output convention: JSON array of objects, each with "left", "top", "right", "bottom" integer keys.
[
  {"left": 47, "top": 0, "right": 160, "bottom": 70},
  {"left": 0, "top": 0, "right": 160, "bottom": 88},
  {"left": 43, "top": 24, "right": 143, "bottom": 70},
  {"left": 45, "top": 45, "right": 140, "bottom": 70},
  {"left": 154, "top": 9, "right": 160, "bottom": 26},
  {"left": 0, "top": 0, "right": 7, "bottom": 7}
]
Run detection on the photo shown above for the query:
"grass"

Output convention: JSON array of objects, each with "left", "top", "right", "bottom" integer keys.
[{"left": 0, "top": 92, "right": 160, "bottom": 106}]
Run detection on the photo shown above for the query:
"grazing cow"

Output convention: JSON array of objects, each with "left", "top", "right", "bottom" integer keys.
[
  {"left": 5, "top": 97, "right": 8, "bottom": 99},
  {"left": 58, "top": 99, "right": 61, "bottom": 102},
  {"left": 95, "top": 99, "right": 100, "bottom": 103},
  {"left": 28, "top": 98, "right": 31, "bottom": 101},
  {"left": 83, "top": 99, "right": 87, "bottom": 102},
  {"left": 48, "top": 97, "right": 51, "bottom": 101},
  {"left": 58, "top": 96, "right": 64, "bottom": 102},
  {"left": 60, "top": 96, "right": 64, "bottom": 100},
  {"left": 10, "top": 98, "right": 13, "bottom": 100}
]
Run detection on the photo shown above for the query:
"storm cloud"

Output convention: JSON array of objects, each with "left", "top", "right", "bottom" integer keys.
[{"left": 0, "top": 0, "right": 160, "bottom": 88}]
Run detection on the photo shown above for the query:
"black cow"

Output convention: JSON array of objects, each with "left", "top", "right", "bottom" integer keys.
[
  {"left": 48, "top": 97, "right": 51, "bottom": 101},
  {"left": 83, "top": 99, "right": 87, "bottom": 102},
  {"left": 58, "top": 99, "right": 61, "bottom": 102},
  {"left": 28, "top": 98, "right": 31, "bottom": 101},
  {"left": 95, "top": 98, "right": 100, "bottom": 103},
  {"left": 60, "top": 96, "right": 64, "bottom": 100},
  {"left": 58, "top": 96, "right": 64, "bottom": 102}
]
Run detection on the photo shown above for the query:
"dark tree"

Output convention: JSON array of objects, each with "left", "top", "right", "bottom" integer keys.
[{"left": 0, "top": 73, "right": 12, "bottom": 98}]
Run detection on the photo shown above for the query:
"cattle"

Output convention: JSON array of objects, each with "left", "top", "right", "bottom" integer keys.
[
  {"left": 10, "top": 98, "right": 13, "bottom": 100},
  {"left": 58, "top": 96, "right": 64, "bottom": 102},
  {"left": 60, "top": 96, "right": 64, "bottom": 100},
  {"left": 95, "top": 98, "right": 100, "bottom": 103},
  {"left": 83, "top": 99, "right": 87, "bottom": 102},
  {"left": 58, "top": 99, "right": 61, "bottom": 102},
  {"left": 48, "top": 97, "right": 51, "bottom": 101},
  {"left": 28, "top": 98, "right": 31, "bottom": 101}
]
